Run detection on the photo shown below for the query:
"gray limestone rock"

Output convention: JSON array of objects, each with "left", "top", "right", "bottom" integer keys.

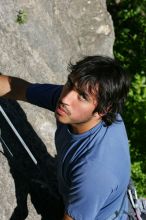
[{"left": 0, "top": 0, "right": 114, "bottom": 219}]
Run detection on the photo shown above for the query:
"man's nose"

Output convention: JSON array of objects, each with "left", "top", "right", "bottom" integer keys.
[{"left": 61, "top": 89, "right": 76, "bottom": 104}]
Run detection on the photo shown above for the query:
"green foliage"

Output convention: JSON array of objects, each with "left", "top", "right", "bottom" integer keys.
[
  {"left": 132, "top": 162, "right": 146, "bottom": 196},
  {"left": 107, "top": 0, "right": 146, "bottom": 196},
  {"left": 107, "top": 0, "right": 146, "bottom": 73},
  {"left": 126, "top": 73, "right": 146, "bottom": 196},
  {"left": 16, "top": 10, "right": 28, "bottom": 25}
]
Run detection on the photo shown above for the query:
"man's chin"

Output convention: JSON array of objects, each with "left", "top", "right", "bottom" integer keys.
[{"left": 55, "top": 112, "right": 69, "bottom": 124}]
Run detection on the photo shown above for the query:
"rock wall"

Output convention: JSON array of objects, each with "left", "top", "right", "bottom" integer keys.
[{"left": 0, "top": 0, "right": 114, "bottom": 219}]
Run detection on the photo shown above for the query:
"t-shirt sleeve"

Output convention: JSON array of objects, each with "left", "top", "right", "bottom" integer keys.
[
  {"left": 65, "top": 161, "right": 116, "bottom": 220},
  {"left": 26, "top": 83, "right": 63, "bottom": 112}
]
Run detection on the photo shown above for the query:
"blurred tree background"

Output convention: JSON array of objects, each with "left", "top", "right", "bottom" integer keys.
[{"left": 107, "top": 0, "right": 146, "bottom": 196}]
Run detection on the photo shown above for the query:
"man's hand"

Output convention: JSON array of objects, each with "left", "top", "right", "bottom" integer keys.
[
  {"left": 0, "top": 75, "right": 31, "bottom": 101},
  {"left": 63, "top": 214, "right": 73, "bottom": 220}
]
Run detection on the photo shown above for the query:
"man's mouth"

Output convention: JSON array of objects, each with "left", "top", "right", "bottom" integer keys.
[{"left": 56, "top": 104, "right": 70, "bottom": 116}]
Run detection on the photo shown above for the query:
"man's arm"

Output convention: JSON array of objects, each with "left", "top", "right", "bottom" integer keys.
[
  {"left": 0, "top": 74, "right": 32, "bottom": 101},
  {"left": 63, "top": 214, "right": 73, "bottom": 220}
]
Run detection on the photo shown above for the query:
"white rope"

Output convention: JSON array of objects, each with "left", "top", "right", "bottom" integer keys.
[
  {"left": 0, "top": 105, "right": 37, "bottom": 165},
  {"left": 0, "top": 129, "right": 14, "bottom": 157}
]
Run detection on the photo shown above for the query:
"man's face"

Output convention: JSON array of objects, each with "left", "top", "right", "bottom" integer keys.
[{"left": 55, "top": 77, "right": 101, "bottom": 133}]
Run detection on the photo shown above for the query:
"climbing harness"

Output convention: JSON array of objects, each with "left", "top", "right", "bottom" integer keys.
[
  {"left": 107, "top": 180, "right": 146, "bottom": 220},
  {"left": 127, "top": 179, "right": 146, "bottom": 220}
]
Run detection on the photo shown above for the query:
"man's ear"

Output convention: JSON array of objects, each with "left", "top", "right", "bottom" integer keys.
[
  {"left": 93, "top": 111, "right": 103, "bottom": 119},
  {"left": 94, "top": 105, "right": 112, "bottom": 118}
]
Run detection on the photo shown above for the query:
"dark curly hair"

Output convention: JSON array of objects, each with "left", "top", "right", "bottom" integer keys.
[{"left": 67, "top": 55, "right": 131, "bottom": 126}]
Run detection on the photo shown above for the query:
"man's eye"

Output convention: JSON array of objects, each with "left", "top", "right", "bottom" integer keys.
[{"left": 78, "top": 93, "right": 87, "bottom": 101}]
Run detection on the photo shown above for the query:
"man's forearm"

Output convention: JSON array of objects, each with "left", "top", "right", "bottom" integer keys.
[
  {"left": 0, "top": 74, "right": 31, "bottom": 101},
  {"left": 63, "top": 214, "right": 73, "bottom": 220},
  {"left": 0, "top": 75, "right": 11, "bottom": 97}
]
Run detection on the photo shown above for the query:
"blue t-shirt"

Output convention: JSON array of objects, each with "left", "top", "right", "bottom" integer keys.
[{"left": 26, "top": 84, "right": 131, "bottom": 220}]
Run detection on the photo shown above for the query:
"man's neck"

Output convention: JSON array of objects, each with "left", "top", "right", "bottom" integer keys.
[{"left": 70, "top": 119, "right": 102, "bottom": 134}]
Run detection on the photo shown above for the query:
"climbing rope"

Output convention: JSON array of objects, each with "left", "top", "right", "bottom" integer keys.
[{"left": 0, "top": 105, "right": 37, "bottom": 165}]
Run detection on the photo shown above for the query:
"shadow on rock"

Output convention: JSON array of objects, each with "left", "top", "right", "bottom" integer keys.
[{"left": 0, "top": 99, "right": 64, "bottom": 220}]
